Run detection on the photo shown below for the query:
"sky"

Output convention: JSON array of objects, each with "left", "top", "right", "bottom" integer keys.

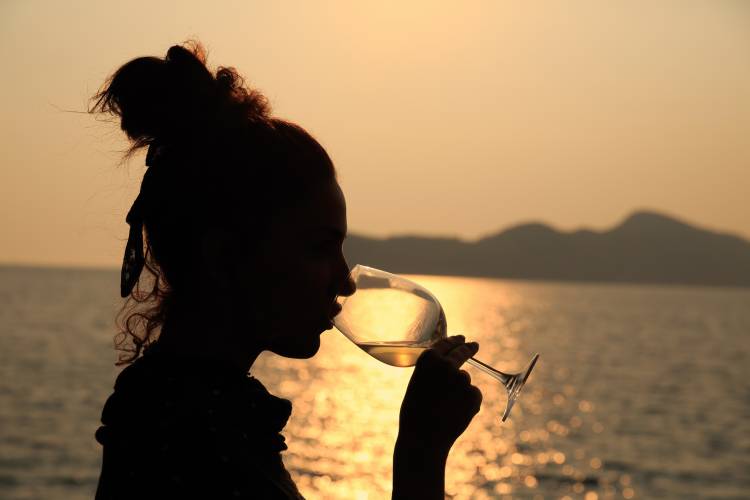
[{"left": 1, "top": 0, "right": 749, "bottom": 268}]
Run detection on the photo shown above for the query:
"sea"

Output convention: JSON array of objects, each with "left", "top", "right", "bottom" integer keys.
[{"left": 1, "top": 266, "right": 748, "bottom": 500}]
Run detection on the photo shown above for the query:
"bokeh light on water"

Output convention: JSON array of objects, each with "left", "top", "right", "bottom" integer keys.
[
  {"left": 1, "top": 268, "right": 749, "bottom": 499},
  {"left": 255, "top": 274, "right": 617, "bottom": 499}
]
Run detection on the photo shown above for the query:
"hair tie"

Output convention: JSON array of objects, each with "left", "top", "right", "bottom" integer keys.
[{"left": 119, "top": 142, "right": 167, "bottom": 297}]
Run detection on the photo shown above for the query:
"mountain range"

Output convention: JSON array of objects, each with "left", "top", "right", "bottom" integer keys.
[{"left": 343, "top": 211, "right": 750, "bottom": 288}]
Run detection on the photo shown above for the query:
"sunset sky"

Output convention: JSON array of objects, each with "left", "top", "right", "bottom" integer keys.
[{"left": 1, "top": 1, "right": 748, "bottom": 268}]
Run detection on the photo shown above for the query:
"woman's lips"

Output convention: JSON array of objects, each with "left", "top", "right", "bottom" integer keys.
[
  {"left": 321, "top": 303, "right": 342, "bottom": 331},
  {"left": 330, "top": 302, "right": 343, "bottom": 318}
]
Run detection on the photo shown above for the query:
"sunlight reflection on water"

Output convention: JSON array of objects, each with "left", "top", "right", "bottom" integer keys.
[
  {"left": 253, "top": 275, "right": 750, "bottom": 500},
  {"left": 1, "top": 269, "right": 748, "bottom": 500}
]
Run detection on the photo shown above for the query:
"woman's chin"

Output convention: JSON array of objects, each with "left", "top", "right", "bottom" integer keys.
[{"left": 270, "top": 335, "right": 321, "bottom": 359}]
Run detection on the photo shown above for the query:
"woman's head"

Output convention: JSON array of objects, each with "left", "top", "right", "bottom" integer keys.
[{"left": 92, "top": 41, "right": 355, "bottom": 363}]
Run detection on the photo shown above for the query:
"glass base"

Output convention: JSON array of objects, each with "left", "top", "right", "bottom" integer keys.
[{"left": 501, "top": 353, "right": 539, "bottom": 422}]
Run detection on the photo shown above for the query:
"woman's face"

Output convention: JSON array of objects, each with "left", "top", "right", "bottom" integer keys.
[{"left": 246, "top": 178, "right": 356, "bottom": 358}]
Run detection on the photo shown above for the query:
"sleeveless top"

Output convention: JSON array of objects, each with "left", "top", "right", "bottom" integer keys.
[{"left": 94, "top": 343, "right": 305, "bottom": 499}]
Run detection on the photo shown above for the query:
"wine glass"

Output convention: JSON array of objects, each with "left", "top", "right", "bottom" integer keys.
[{"left": 333, "top": 264, "right": 539, "bottom": 422}]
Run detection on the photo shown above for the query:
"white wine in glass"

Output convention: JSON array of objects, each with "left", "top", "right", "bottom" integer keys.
[{"left": 333, "top": 264, "right": 539, "bottom": 422}]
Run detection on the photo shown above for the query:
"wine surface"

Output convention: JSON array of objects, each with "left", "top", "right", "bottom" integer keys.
[{"left": 355, "top": 341, "right": 427, "bottom": 367}]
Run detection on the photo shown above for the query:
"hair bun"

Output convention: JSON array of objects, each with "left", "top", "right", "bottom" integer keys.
[
  {"left": 92, "top": 43, "right": 219, "bottom": 147},
  {"left": 92, "top": 41, "right": 273, "bottom": 157}
]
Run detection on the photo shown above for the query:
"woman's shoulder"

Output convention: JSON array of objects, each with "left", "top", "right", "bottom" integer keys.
[
  {"left": 95, "top": 345, "right": 303, "bottom": 499},
  {"left": 99, "top": 344, "right": 291, "bottom": 446}
]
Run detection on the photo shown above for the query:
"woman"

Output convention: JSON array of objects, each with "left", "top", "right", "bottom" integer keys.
[{"left": 92, "top": 42, "right": 482, "bottom": 500}]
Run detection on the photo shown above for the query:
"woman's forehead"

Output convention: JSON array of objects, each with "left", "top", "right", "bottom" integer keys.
[{"left": 309, "top": 180, "right": 347, "bottom": 231}]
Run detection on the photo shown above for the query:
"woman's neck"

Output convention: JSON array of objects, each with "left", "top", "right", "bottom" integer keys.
[{"left": 158, "top": 308, "right": 263, "bottom": 375}]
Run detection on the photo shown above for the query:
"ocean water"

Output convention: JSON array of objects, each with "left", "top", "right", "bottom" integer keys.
[{"left": 0, "top": 266, "right": 748, "bottom": 500}]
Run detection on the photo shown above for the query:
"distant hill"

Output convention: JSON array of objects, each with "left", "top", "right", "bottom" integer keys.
[{"left": 343, "top": 211, "right": 750, "bottom": 287}]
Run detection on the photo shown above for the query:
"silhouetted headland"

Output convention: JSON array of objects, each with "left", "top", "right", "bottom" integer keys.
[{"left": 344, "top": 211, "right": 750, "bottom": 288}]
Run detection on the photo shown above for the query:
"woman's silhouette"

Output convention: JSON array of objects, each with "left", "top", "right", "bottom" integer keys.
[{"left": 92, "top": 41, "right": 482, "bottom": 500}]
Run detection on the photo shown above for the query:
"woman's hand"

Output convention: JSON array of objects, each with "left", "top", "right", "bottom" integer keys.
[
  {"left": 391, "top": 335, "right": 482, "bottom": 499},
  {"left": 397, "top": 335, "right": 483, "bottom": 456}
]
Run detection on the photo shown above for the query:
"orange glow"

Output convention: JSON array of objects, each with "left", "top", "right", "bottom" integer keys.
[{"left": 2, "top": 2, "right": 749, "bottom": 267}]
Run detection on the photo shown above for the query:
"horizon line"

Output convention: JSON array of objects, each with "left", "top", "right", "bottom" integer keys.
[
  {"left": 349, "top": 209, "right": 750, "bottom": 243},
  {"left": 3, "top": 208, "right": 749, "bottom": 270}
]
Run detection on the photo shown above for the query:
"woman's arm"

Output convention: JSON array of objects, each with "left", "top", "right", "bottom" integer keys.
[
  {"left": 392, "top": 336, "right": 482, "bottom": 500},
  {"left": 392, "top": 436, "right": 448, "bottom": 499}
]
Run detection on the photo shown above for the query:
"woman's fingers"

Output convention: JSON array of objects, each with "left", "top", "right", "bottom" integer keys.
[
  {"left": 423, "top": 335, "right": 480, "bottom": 369},
  {"left": 469, "top": 385, "right": 483, "bottom": 413},
  {"left": 430, "top": 335, "right": 465, "bottom": 356},
  {"left": 445, "top": 342, "right": 479, "bottom": 369},
  {"left": 401, "top": 336, "right": 484, "bottom": 451}
]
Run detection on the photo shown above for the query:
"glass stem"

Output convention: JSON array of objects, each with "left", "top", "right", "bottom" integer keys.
[
  {"left": 466, "top": 354, "right": 539, "bottom": 421},
  {"left": 466, "top": 357, "right": 516, "bottom": 386}
]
